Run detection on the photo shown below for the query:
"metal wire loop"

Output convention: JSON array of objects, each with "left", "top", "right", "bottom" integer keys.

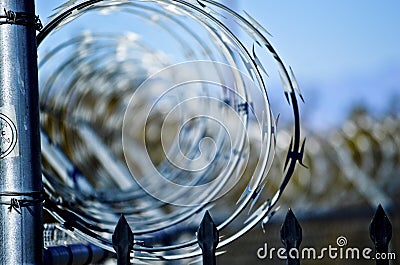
[
  {"left": 0, "top": 191, "right": 44, "bottom": 214},
  {"left": 0, "top": 8, "right": 43, "bottom": 30}
]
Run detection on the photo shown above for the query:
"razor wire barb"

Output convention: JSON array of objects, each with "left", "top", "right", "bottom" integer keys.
[{"left": 37, "top": 0, "right": 305, "bottom": 262}]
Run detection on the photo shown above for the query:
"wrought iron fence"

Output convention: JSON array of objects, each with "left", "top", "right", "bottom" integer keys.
[{"left": 42, "top": 204, "right": 394, "bottom": 265}]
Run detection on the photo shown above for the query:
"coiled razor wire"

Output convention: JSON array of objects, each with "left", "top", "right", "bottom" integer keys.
[
  {"left": 266, "top": 111, "right": 399, "bottom": 212},
  {"left": 37, "top": 0, "right": 304, "bottom": 262}
]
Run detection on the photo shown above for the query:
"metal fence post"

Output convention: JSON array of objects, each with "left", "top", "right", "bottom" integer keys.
[
  {"left": 281, "top": 209, "right": 302, "bottom": 265},
  {"left": 370, "top": 204, "right": 392, "bottom": 265},
  {"left": 0, "top": 0, "right": 43, "bottom": 264},
  {"left": 197, "top": 211, "right": 219, "bottom": 265}
]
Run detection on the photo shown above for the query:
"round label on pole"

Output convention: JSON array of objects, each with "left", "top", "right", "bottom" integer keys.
[{"left": 0, "top": 106, "right": 19, "bottom": 159}]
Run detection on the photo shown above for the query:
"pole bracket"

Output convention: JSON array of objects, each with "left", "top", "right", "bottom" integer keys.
[{"left": 0, "top": 8, "right": 43, "bottom": 31}]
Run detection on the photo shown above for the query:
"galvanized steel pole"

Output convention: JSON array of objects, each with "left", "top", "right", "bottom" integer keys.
[{"left": 0, "top": 0, "right": 43, "bottom": 264}]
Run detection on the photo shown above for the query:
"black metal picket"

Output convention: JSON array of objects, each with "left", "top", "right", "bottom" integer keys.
[
  {"left": 281, "top": 209, "right": 302, "bottom": 265},
  {"left": 370, "top": 204, "right": 393, "bottom": 265},
  {"left": 197, "top": 211, "right": 219, "bottom": 265},
  {"left": 112, "top": 214, "right": 134, "bottom": 265}
]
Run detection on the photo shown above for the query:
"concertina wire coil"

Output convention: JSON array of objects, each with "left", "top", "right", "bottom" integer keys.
[{"left": 37, "top": 0, "right": 304, "bottom": 261}]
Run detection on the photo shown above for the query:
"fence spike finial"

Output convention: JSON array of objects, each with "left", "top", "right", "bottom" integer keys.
[
  {"left": 370, "top": 204, "right": 392, "bottom": 265},
  {"left": 280, "top": 209, "right": 302, "bottom": 265},
  {"left": 112, "top": 214, "right": 134, "bottom": 265},
  {"left": 197, "top": 211, "right": 219, "bottom": 265}
]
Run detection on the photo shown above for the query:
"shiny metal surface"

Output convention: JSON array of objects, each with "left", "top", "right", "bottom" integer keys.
[
  {"left": 37, "top": 0, "right": 303, "bottom": 262},
  {"left": 0, "top": 0, "right": 43, "bottom": 264}
]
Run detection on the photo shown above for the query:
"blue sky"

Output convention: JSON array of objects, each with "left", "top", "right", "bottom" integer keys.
[
  {"left": 243, "top": 1, "right": 400, "bottom": 80},
  {"left": 240, "top": 1, "right": 400, "bottom": 129},
  {"left": 36, "top": 1, "right": 400, "bottom": 130}
]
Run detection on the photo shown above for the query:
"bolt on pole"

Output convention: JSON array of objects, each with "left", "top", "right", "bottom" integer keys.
[{"left": 0, "top": 0, "right": 43, "bottom": 264}]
